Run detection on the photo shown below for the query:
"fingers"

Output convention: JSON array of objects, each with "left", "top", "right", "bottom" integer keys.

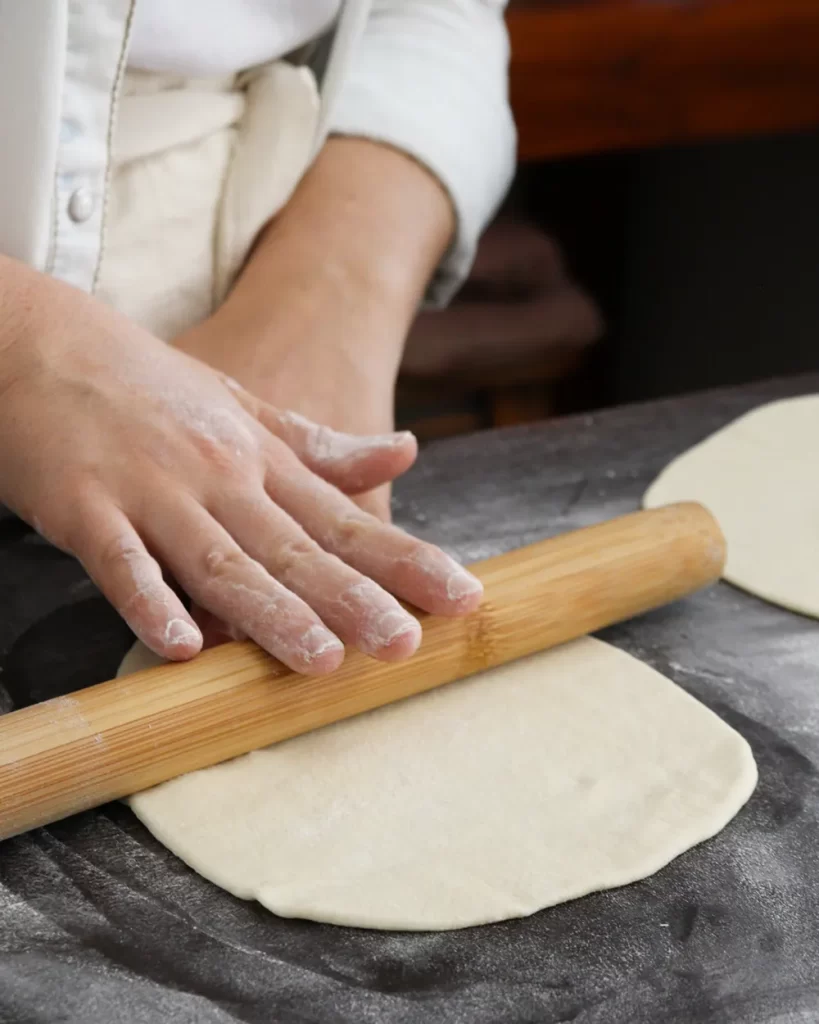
[
  {"left": 210, "top": 488, "right": 421, "bottom": 661},
  {"left": 222, "top": 379, "right": 416, "bottom": 493},
  {"left": 67, "top": 499, "right": 203, "bottom": 661},
  {"left": 140, "top": 495, "right": 345, "bottom": 675},
  {"left": 266, "top": 463, "right": 484, "bottom": 617}
]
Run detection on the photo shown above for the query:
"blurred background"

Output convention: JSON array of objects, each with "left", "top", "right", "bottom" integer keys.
[{"left": 397, "top": 0, "right": 819, "bottom": 440}]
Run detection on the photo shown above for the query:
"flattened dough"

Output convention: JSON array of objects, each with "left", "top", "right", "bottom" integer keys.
[
  {"left": 645, "top": 395, "right": 819, "bottom": 618},
  {"left": 119, "top": 637, "right": 756, "bottom": 931}
]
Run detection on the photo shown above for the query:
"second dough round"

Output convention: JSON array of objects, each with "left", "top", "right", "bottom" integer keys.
[{"left": 644, "top": 395, "right": 819, "bottom": 618}]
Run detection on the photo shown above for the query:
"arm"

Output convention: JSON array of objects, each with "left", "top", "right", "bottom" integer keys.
[{"left": 176, "top": 1, "right": 516, "bottom": 511}]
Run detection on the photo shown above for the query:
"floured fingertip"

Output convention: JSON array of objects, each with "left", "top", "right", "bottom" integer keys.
[{"left": 291, "top": 625, "right": 345, "bottom": 675}]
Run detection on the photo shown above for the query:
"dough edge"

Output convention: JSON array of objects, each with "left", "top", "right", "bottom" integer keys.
[{"left": 643, "top": 395, "right": 819, "bottom": 619}]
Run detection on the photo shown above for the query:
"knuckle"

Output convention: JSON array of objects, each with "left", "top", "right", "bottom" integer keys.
[
  {"left": 201, "top": 545, "right": 250, "bottom": 583},
  {"left": 98, "top": 535, "right": 145, "bottom": 573},
  {"left": 274, "top": 537, "right": 324, "bottom": 582},
  {"left": 191, "top": 435, "right": 245, "bottom": 475},
  {"left": 326, "top": 513, "right": 372, "bottom": 553}
]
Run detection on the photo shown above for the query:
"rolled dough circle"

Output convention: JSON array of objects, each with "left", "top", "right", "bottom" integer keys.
[
  {"left": 644, "top": 395, "right": 819, "bottom": 618},
  {"left": 119, "top": 637, "right": 755, "bottom": 931}
]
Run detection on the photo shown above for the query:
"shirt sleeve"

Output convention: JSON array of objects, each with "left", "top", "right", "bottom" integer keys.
[{"left": 326, "top": 0, "right": 517, "bottom": 307}]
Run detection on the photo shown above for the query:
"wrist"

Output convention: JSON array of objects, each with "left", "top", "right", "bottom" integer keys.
[
  {"left": 188, "top": 243, "right": 407, "bottom": 411},
  {"left": 219, "top": 231, "right": 410, "bottom": 393},
  {"left": 219, "top": 247, "right": 407, "bottom": 378}
]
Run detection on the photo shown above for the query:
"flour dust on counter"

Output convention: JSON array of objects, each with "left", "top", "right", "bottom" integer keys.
[
  {"left": 644, "top": 395, "right": 819, "bottom": 619},
  {"left": 118, "top": 637, "right": 756, "bottom": 931}
]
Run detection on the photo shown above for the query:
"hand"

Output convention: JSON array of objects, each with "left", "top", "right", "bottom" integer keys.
[{"left": 0, "top": 256, "right": 483, "bottom": 673}]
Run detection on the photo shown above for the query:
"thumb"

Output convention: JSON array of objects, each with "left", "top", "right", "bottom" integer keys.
[
  {"left": 220, "top": 375, "right": 417, "bottom": 493},
  {"left": 271, "top": 410, "right": 417, "bottom": 494}
]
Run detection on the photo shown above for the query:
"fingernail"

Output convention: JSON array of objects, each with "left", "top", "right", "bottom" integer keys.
[
  {"left": 362, "top": 609, "right": 421, "bottom": 654},
  {"left": 446, "top": 565, "right": 484, "bottom": 603},
  {"left": 371, "top": 430, "right": 415, "bottom": 448},
  {"left": 164, "top": 618, "right": 202, "bottom": 648},
  {"left": 300, "top": 624, "right": 344, "bottom": 662},
  {"left": 317, "top": 430, "right": 406, "bottom": 463}
]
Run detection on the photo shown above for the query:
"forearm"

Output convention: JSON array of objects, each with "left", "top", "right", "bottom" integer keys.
[{"left": 225, "top": 136, "right": 456, "bottom": 359}]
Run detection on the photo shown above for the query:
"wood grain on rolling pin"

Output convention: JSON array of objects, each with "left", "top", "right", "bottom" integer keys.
[{"left": 0, "top": 502, "right": 724, "bottom": 840}]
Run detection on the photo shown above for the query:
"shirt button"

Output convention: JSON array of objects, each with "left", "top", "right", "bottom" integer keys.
[{"left": 68, "top": 187, "right": 95, "bottom": 223}]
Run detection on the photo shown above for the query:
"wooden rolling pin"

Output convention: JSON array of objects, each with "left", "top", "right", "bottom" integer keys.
[{"left": 0, "top": 502, "right": 724, "bottom": 840}]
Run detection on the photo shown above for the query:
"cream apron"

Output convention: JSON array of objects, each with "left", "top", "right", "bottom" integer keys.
[{"left": 96, "top": 62, "right": 320, "bottom": 340}]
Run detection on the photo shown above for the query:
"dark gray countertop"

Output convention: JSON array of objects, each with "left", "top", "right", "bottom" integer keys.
[{"left": 1, "top": 375, "right": 818, "bottom": 1024}]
